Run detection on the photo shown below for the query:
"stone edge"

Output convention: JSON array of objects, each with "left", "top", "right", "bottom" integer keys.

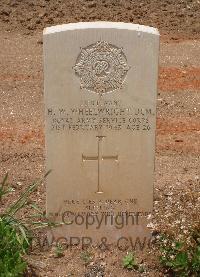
[{"left": 43, "top": 21, "right": 159, "bottom": 36}]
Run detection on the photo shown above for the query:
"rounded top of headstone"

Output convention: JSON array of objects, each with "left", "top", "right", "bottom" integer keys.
[{"left": 43, "top": 22, "right": 159, "bottom": 36}]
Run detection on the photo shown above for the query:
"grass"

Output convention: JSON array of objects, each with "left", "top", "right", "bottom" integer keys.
[
  {"left": 0, "top": 171, "right": 57, "bottom": 276},
  {"left": 122, "top": 252, "right": 138, "bottom": 270},
  {"left": 153, "top": 179, "right": 200, "bottom": 276},
  {"left": 158, "top": 227, "right": 200, "bottom": 276}
]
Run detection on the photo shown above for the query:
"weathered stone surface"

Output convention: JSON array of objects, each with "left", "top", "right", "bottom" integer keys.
[{"left": 43, "top": 22, "right": 159, "bottom": 245}]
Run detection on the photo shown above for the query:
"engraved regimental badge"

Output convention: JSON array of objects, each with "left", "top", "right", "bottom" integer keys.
[{"left": 73, "top": 41, "right": 130, "bottom": 94}]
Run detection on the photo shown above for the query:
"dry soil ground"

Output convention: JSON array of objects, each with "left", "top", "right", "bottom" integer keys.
[{"left": 0, "top": 0, "right": 200, "bottom": 276}]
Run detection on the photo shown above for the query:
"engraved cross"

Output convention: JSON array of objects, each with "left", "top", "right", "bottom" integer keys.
[{"left": 82, "top": 136, "right": 118, "bottom": 193}]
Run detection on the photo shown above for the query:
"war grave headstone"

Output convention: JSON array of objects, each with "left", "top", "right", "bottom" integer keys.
[{"left": 43, "top": 22, "right": 159, "bottom": 247}]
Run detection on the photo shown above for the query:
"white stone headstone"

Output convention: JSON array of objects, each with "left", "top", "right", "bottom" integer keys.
[{"left": 43, "top": 22, "right": 159, "bottom": 246}]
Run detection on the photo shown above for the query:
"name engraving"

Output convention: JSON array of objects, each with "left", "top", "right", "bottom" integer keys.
[{"left": 47, "top": 100, "right": 153, "bottom": 132}]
